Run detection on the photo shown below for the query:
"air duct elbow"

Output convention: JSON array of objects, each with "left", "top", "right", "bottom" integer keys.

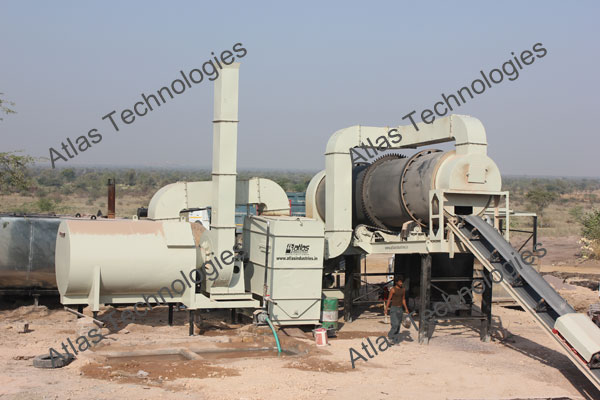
[
  {"left": 147, "top": 181, "right": 213, "bottom": 220},
  {"left": 146, "top": 178, "right": 289, "bottom": 221},
  {"left": 236, "top": 178, "right": 290, "bottom": 215}
]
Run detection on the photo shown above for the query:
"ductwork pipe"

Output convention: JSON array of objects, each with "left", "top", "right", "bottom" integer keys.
[
  {"left": 211, "top": 63, "right": 240, "bottom": 272},
  {"left": 146, "top": 178, "right": 289, "bottom": 221}
]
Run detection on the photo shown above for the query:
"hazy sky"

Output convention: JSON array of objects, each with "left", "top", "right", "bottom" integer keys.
[{"left": 1, "top": 1, "right": 598, "bottom": 177}]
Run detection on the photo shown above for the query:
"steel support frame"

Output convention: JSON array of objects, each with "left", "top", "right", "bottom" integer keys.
[
  {"left": 480, "top": 268, "right": 493, "bottom": 342},
  {"left": 500, "top": 215, "right": 539, "bottom": 267},
  {"left": 429, "top": 189, "right": 510, "bottom": 243},
  {"left": 428, "top": 277, "right": 491, "bottom": 342},
  {"left": 343, "top": 254, "right": 361, "bottom": 322},
  {"left": 417, "top": 255, "right": 495, "bottom": 344},
  {"left": 344, "top": 189, "right": 511, "bottom": 343},
  {"left": 419, "top": 254, "right": 432, "bottom": 344}
]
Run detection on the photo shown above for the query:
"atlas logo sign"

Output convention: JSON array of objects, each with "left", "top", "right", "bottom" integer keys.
[{"left": 285, "top": 243, "right": 310, "bottom": 254}]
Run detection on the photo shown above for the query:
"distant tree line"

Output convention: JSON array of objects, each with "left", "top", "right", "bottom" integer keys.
[
  {"left": 502, "top": 177, "right": 600, "bottom": 222},
  {"left": 503, "top": 176, "right": 600, "bottom": 201},
  {"left": 1, "top": 166, "right": 316, "bottom": 198}
]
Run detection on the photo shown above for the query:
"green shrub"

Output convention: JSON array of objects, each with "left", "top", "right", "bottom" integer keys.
[
  {"left": 569, "top": 205, "right": 584, "bottom": 222},
  {"left": 582, "top": 209, "right": 600, "bottom": 241},
  {"left": 61, "top": 168, "right": 76, "bottom": 181},
  {"left": 526, "top": 189, "right": 556, "bottom": 213},
  {"left": 37, "top": 197, "right": 54, "bottom": 212}
]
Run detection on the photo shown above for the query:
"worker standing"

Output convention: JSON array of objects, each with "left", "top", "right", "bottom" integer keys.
[{"left": 385, "top": 276, "right": 409, "bottom": 344}]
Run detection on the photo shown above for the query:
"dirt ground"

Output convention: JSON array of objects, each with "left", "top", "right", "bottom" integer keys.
[{"left": 2, "top": 240, "right": 600, "bottom": 400}]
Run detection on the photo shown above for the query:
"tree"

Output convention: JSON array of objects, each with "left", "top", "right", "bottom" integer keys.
[
  {"left": 525, "top": 189, "right": 556, "bottom": 217},
  {"left": 61, "top": 168, "right": 76, "bottom": 182},
  {"left": 580, "top": 210, "right": 600, "bottom": 260},
  {"left": 0, "top": 93, "right": 16, "bottom": 121},
  {"left": 0, "top": 151, "right": 34, "bottom": 192},
  {"left": 582, "top": 209, "right": 600, "bottom": 241},
  {"left": 126, "top": 169, "right": 136, "bottom": 186},
  {"left": 36, "top": 197, "right": 54, "bottom": 212},
  {"left": 0, "top": 94, "right": 35, "bottom": 192}
]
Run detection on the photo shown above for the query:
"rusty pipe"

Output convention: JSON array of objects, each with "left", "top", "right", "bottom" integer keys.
[{"left": 107, "top": 179, "right": 115, "bottom": 219}]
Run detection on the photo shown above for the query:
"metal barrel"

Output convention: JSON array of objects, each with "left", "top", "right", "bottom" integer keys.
[{"left": 321, "top": 297, "right": 339, "bottom": 330}]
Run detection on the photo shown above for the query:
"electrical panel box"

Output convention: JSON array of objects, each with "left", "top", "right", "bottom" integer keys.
[{"left": 243, "top": 216, "right": 324, "bottom": 325}]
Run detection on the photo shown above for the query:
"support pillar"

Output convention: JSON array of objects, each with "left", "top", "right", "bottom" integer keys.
[
  {"left": 533, "top": 215, "right": 538, "bottom": 247},
  {"left": 189, "top": 310, "right": 195, "bottom": 336},
  {"left": 168, "top": 304, "right": 174, "bottom": 326},
  {"left": 419, "top": 254, "right": 432, "bottom": 344},
  {"left": 343, "top": 255, "right": 360, "bottom": 322},
  {"left": 481, "top": 268, "right": 493, "bottom": 342},
  {"left": 77, "top": 305, "right": 84, "bottom": 318},
  {"left": 533, "top": 215, "right": 539, "bottom": 271}
]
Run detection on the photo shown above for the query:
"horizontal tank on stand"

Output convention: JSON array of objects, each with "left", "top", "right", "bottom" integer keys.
[{"left": 55, "top": 219, "right": 208, "bottom": 308}]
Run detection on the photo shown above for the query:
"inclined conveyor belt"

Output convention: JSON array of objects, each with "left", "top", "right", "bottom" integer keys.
[{"left": 447, "top": 215, "right": 600, "bottom": 390}]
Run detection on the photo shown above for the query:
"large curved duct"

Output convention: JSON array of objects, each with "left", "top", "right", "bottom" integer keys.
[
  {"left": 147, "top": 178, "right": 290, "bottom": 220},
  {"left": 236, "top": 178, "right": 290, "bottom": 216},
  {"left": 148, "top": 181, "right": 212, "bottom": 220},
  {"left": 305, "top": 170, "right": 325, "bottom": 223},
  {"left": 319, "top": 115, "right": 498, "bottom": 258}
]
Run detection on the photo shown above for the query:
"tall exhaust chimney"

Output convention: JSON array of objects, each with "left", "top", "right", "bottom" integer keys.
[{"left": 211, "top": 63, "right": 240, "bottom": 264}]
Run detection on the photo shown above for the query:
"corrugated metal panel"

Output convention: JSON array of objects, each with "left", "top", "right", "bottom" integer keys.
[{"left": 0, "top": 216, "right": 62, "bottom": 290}]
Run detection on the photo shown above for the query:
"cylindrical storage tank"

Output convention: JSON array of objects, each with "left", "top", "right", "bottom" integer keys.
[
  {"left": 321, "top": 297, "right": 339, "bottom": 330},
  {"left": 55, "top": 219, "right": 199, "bottom": 296}
]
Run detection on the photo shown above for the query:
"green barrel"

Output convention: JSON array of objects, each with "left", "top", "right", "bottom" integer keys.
[{"left": 321, "top": 297, "right": 339, "bottom": 330}]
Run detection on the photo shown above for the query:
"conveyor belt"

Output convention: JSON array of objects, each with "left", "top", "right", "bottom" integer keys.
[{"left": 447, "top": 215, "right": 600, "bottom": 390}]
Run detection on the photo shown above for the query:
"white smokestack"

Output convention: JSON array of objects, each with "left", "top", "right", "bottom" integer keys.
[{"left": 211, "top": 63, "right": 239, "bottom": 279}]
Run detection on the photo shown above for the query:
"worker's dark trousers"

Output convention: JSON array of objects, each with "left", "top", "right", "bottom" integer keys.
[{"left": 388, "top": 306, "right": 404, "bottom": 343}]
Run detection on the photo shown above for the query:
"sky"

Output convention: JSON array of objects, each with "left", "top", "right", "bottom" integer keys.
[{"left": 1, "top": 1, "right": 598, "bottom": 177}]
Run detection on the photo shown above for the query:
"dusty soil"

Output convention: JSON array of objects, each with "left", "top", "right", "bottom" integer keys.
[
  {"left": 2, "top": 239, "right": 600, "bottom": 400},
  {"left": 2, "top": 301, "right": 600, "bottom": 400},
  {"left": 81, "top": 359, "right": 240, "bottom": 387}
]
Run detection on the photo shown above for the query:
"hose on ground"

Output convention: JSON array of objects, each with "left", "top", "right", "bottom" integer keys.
[{"left": 265, "top": 316, "right": 282, "bottom": 353}]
